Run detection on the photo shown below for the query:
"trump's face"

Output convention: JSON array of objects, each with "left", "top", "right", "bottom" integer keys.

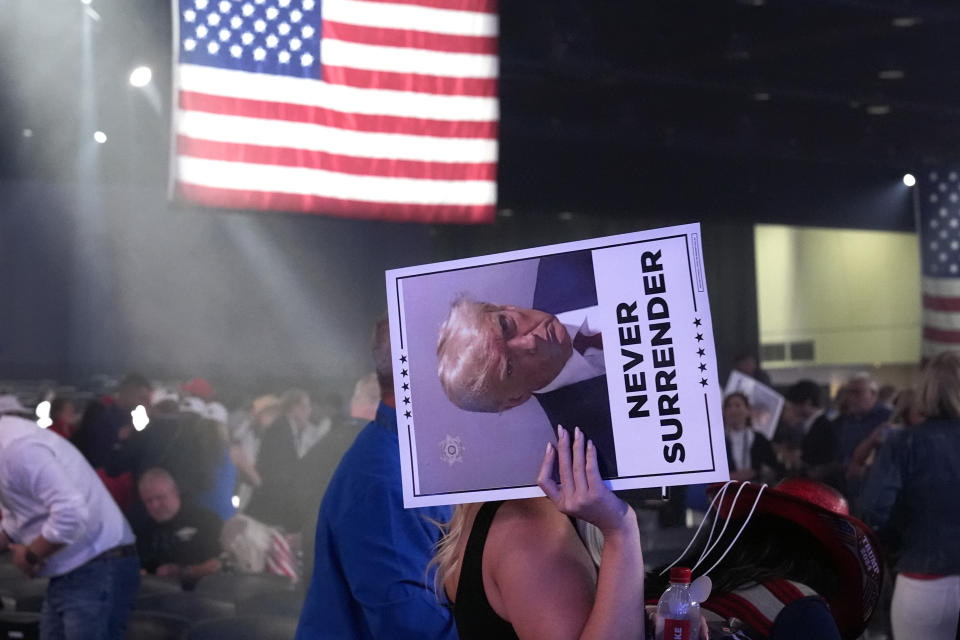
[{"left": 485, "top": 305, "right": 573, "bottom": 409}]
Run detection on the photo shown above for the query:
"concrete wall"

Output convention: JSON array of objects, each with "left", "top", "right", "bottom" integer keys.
[{"left": 755, "top": 224, "right": 922, "bottom": 367}]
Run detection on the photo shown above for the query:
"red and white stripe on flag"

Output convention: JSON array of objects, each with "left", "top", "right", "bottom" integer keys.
[
  {"left": 922, "top": 276, "right": 960, "bottom": 356},
  {"left": 266, "top": 530, "right": 298, "bottom": 582},
  {"left": 171, "top": 0, "right": 498, "bottom": 224}
]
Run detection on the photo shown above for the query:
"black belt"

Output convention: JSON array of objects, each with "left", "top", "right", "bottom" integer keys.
[{"left": 92, "top": 544, "right": 137, "bottom": 562}]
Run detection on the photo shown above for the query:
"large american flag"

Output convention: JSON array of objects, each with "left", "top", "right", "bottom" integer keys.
[
  {"left": 170, "top": 0, "right": 498, "bottom": 223},
  {"left": 919, "top": 168, "right": 960, "bottom": 356}
]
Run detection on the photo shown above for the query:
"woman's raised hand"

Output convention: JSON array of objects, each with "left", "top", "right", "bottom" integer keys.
[{"left": 537, "top": 425, "right": 632, "bottom": 536}]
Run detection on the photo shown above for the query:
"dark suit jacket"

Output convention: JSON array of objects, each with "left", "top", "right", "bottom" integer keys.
[
  {"left": 530, "top": 251, "right": 617, "bottom": 477},
  {"left": 725, "top": 430, "right": 784, "bottom": 477},
  {"left": 532, "top": 251, "right": 598, "bottom": 314},
  {"left": 246, "top": 416, "right": 304, "bottom": 532},
  {"left": 802, "top": 414, "right": 844, "bottom": 492},
  {"left": 802, "top": 415, "right": 839, "bottom": 467},
  {"left": 537, "top": 377, "right": 618, "bottom": 478}
]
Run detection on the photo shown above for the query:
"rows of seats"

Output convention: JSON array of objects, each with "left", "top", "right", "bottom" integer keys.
[{"left": 0, "top": 555, "right": 303, "bottom": 640}]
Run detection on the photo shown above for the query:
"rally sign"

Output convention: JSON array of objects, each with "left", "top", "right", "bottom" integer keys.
[{"left": 386, "top": 223, "right": 729, "bottom": 507}]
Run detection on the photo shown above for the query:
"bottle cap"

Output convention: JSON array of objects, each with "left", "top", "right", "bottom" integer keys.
[{"left": 669, "top": 567, "right": 692, "bottom": 583}]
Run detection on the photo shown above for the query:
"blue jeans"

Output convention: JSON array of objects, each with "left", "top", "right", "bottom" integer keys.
[{"left": 40, "top": 554, "right": 140, "bottom": 640}]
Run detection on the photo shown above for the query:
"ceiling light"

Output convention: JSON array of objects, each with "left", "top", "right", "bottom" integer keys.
[
  {"left": 93, "top": 131, "right": 107, "bottom": 143},
  {"left": 903, "top": 173, "right": 916, "bottom": 187},
  {"left": 866, "top": 105, "right": 891, "bottom": 116},
  {"left": 878, "top": 69, "right": 905, "bottom": 80},
  {"left": 129, "top": 66, "right": 152, "bottom": 87},
  {"left": 892, "top": 16, "right": 921, "bottom": 28},
  {"left": 22, "top": 128, "right": 33, "bottom": 138}
]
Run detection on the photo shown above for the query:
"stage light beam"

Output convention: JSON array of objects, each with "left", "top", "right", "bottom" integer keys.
[
  {"left": 903, "top": 173, "right": 916, "bottom": 187},
  {"left": 129, "top": 66, "right": 152, "bottom": 88}
]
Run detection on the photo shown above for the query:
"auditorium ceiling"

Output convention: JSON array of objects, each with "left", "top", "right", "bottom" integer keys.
[{"left": 2, "top": 0, "right": 956, "bottom": 227}]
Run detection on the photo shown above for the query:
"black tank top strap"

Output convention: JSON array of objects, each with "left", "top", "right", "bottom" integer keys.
[{"left": 453, "top": 501, "right": 520, "bottom": 640}]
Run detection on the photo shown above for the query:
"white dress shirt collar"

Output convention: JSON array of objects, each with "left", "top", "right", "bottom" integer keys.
[{"left": 535, "top": 308, "right": 606, "bottom": 394}]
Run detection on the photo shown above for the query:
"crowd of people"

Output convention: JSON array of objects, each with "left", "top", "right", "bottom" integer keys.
[
  {"left": 0, "top": 370, "right": 367, "bottom": 638},
  {"left": 297, "top": 323, "right": 959, "bottom": 640},
  {"left": 55, "top": 375, "right": 361, "bottom": 586},
  {"left": 0, "top": 326, "right": 957, "bottom": 639},
  {"left": 698, "top": 360, "right": 960, "bottom": 639}
]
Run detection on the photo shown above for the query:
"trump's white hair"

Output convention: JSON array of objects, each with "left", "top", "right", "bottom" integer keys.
[{"left": 436, "top": 297, "right": 506, "bottom": 413}]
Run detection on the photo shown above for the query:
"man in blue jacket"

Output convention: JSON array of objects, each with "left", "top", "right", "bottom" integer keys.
[{"left": 295, "top": 318, "right": 457, "bottom": 640}]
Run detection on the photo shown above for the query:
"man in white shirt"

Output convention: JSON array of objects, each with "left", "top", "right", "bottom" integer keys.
[{"left": 0, "top": 412, "right": 139, "bottom": 640}]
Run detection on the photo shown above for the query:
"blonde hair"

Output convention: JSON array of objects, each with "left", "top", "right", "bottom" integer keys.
[
  {"left": 436, "top": 297, "right": 506, "bottom": 413},
  {"left": 428, "top": 504, "right": 470, "bottom": 598},
  {"left": 917, "top": 351, "right": 960, "bottom": 419}
]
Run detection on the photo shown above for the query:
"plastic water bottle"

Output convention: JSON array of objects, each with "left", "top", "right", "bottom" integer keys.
[{"left": 655, "top": 567, "right": 701, "bottom": 640}]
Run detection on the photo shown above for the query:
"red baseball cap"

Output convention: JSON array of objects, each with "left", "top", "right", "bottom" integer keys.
[
  {"left": 706, "top": 478, "right": 883, "bottom": 639},
  {"left": 180, "top": 377, "right": 214, "bottom": 401}
]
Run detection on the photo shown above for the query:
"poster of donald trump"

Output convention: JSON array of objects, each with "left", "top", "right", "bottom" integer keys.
[{"left": 386, "top": 223, "right": 730, "bottom": 507}]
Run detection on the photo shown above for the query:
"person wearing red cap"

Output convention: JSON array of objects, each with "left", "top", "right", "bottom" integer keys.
[
  {"left": 646, "top": 478, "right": 883, "bottom": 640},
  {"left": 180, "top": 378, "right": 214, "bottom": 402}
]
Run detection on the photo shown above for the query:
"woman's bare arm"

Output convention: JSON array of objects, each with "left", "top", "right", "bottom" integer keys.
[{"left": 489, "top": 427, "right": 644, "bottom": 640}]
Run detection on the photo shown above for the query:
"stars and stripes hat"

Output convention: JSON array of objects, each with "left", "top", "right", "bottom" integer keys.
[{"left": 706, "top": 479, "right": 883, "bottom": 640}]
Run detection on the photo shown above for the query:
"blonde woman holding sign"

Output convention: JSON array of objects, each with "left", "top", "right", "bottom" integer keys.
[{"left": 433, "top": 425, "right": 644, "bottom": 640}]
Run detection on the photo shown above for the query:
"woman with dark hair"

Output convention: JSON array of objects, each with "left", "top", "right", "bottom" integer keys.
[
  {"left": 723, "top": 392, "right": 784, "bottom": 483},
  {"left": 181, "top": 412, "right": 236, "bottom": 520},
  {"left": 860, "top": 351, "right": 960, "bottom": 639},
  {"left": 648, "top": 478, "right": 883, "bottom": 640}
]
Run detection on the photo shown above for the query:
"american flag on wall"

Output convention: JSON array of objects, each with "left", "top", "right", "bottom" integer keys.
[
  {"left": 919, "top": 168, "right": 960, "bottom": 356},
  {"left": 170, "top": 0, "right": 498, "bottom": 224}
]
